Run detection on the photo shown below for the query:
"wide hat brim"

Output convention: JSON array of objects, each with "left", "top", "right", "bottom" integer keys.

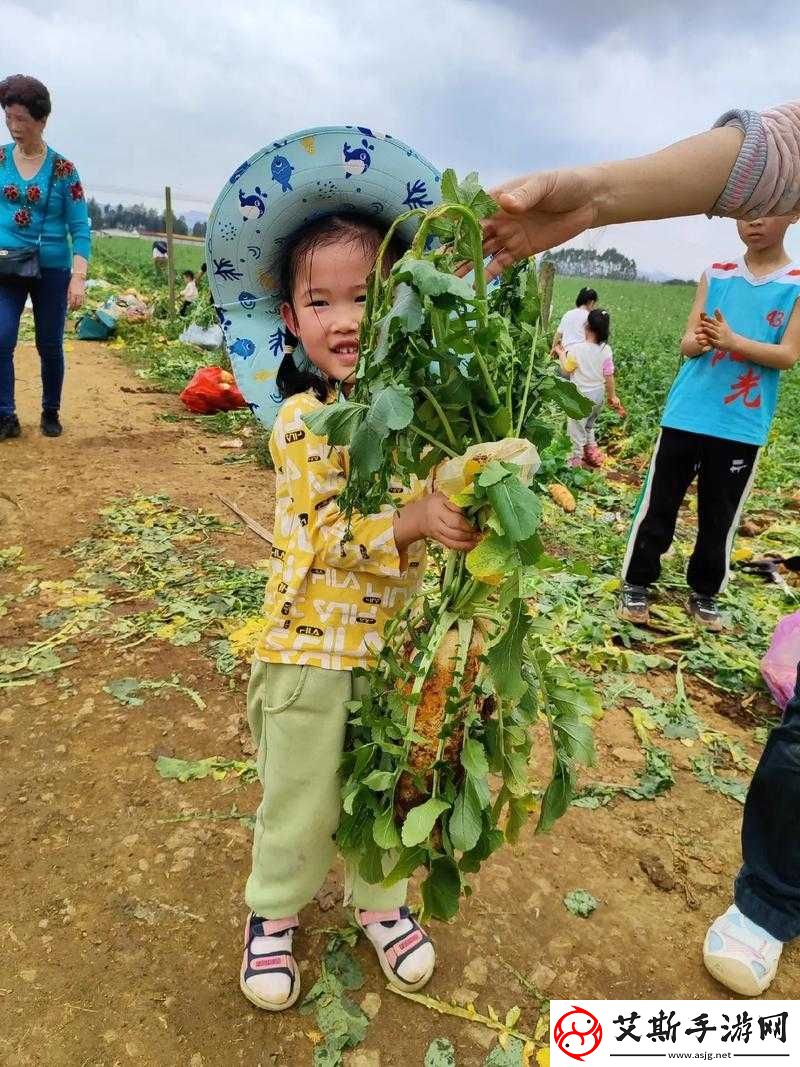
[{"left": 206, "top": 125, "right": 441, "bottom": 427}]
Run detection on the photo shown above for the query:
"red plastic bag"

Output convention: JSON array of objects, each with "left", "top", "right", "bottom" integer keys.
[
  {"left": 179, "top": 366, "right": 247, "bottom": 414},
  {"left": 761, "top": 610, "right": 800, "bottom": 711}
]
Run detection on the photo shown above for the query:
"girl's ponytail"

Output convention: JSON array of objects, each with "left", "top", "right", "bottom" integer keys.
[
  {"left": 275, "top": 352, "right": 329, "bottom": 402},
  {"left": 586, "top": 307, "right": 611, "bottom": 345}
]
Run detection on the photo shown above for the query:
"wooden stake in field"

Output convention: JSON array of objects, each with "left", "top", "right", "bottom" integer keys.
[{"left": 165, "top": 185, "right": 176, "bottom": 319}]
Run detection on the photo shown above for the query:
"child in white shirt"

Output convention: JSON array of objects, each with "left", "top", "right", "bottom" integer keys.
[
  {"left": 179, "top": 270, "right": 199, "bottom": 316},
  {"left": 557, "top": 307, "right": 625, "bottom": 467},
  {"left": 551, "top": 286, "right": 598, "bottom": 356}
]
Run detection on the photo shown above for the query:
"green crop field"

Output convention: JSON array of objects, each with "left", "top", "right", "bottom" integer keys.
[{"left": 91, "top": 232, "right": 205, "bottom": 280}]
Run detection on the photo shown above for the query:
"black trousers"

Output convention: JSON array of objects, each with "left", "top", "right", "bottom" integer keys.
[
  {"left": 735, "top": 665, "right": 800, "bottom": 941},
  {"left": 623, "top": 427, "right": 759, "bottom": 597}
]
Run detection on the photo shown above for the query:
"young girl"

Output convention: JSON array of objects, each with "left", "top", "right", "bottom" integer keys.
[
  {"left": 240, "top": 214, "right": 480, "bottom": 1011},
  {"left": 557, "top": 307, "right": 624, "bottom": 467}
]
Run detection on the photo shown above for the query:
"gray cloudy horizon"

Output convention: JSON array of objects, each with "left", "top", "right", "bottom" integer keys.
[{"left": 2, "top": 0, "right": 798, "bottom": 276}]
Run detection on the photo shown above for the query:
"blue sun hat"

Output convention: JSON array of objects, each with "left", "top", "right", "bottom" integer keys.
[{"left": 206, "top": 125, "right": 441, "bottom": 427}]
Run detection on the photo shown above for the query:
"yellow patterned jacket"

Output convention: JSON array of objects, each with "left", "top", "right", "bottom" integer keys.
[{"left": 254, "top": 391, "right": 426, "bottom": 671}]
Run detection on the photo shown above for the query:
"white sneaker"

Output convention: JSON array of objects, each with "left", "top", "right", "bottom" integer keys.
[
  {"left": 703, "top": 904, "right": 783, "bottom": 996},
  {"left": 356, "top": 907, "right": 436, "bottom": 991},
  {"left": 240, "top": 912, "right": 300, "bottom": 1011}
]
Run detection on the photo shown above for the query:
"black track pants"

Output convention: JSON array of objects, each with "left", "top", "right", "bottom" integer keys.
[
  {"left": 735, "top": 665, "right": 800, "bottom": 941},
  {"left": 622, "top": 427, "right": 759, "bottom": 597}
]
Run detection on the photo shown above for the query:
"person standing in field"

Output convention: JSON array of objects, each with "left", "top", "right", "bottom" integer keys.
[
  {"left": 702, "top": 662, "right": 800, "bottom": 996},
  {"left": 618, "top": 213, "right": 800, "bottom": 631},
  {"left": 551, "top": 286, "right": 597, "bottom": 361},
  {"left": 0, "top": 74, "right": 90, "bottom": 440},
  {"left": 151, "top": 239, "right": 167, "bottom": 273},
  {"left": 556, "top": 307, "right": 624, "bottom": 468}
]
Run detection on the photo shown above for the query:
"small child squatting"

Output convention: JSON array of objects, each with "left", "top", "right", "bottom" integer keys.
[
  {"left": 240, "top": 214, "right": 480, "bottom": 1011},
  {"left": 620, "top": 212, "right": 800, "bottom": 633},
  {"left": 179, "top": 270, "right": 198, "bottom": 317}
]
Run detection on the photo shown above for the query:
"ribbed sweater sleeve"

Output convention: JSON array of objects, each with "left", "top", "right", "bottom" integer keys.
[{"left": 710, "top": 102, "right": 800, "bottom": 220}]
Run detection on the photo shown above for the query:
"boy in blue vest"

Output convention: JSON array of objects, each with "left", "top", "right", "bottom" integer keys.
[{"left": 619, "top": 214, "right": 800, "bottom": 630}]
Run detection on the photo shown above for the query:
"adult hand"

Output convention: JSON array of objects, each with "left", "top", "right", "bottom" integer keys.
[
  {"left": 68, "top": 275, "right": 86, "bottom": 311},
  {"left": 483, "top": 168, "right": 599, "bottom": 281}
]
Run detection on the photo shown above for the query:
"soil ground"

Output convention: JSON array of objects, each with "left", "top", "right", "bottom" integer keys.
[{"left": 1, "top": 340, "right": 797, "bottom": 1067}]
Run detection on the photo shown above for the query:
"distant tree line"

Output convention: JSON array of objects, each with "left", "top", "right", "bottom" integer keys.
[
  {"left": 87, "top": 198, "right": 207, "bottom": 237},
  {"left": 543, "top": 246, "right": 637, "bottom": 281}
]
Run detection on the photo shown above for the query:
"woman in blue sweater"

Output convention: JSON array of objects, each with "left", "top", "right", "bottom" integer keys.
[{"left": 0, "top": 74, "right": 91, "bottom": 439}]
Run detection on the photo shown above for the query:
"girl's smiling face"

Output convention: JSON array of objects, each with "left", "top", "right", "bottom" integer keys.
[{"left": 281, "top": 238, "right": 372, "bottom": 385}]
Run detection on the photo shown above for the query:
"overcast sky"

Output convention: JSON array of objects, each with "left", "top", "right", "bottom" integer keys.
[{"left": 2, "top": 0, "right": 798, "bottom": 276}]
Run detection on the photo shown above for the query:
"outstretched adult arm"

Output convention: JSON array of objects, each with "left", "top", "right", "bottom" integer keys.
[{"left": 483, "top": 103, "right": 800, "bottom": 280}]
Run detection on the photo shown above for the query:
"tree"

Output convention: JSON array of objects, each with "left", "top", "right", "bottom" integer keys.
[
  {"left": 191, "top": 220, "right": 207, "bottom": 238},
  {"left": 543, "top": 246, "right": 637, "bottom": 281}
]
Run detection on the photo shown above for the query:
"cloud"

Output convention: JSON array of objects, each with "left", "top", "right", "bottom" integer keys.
[{"left": 1, "top": 0, "right": 798, "bottom": 273}]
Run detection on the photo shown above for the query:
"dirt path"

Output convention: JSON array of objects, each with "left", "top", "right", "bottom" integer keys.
[{"left": 1, "top": 341, "right": 797, "bottom": 1067}]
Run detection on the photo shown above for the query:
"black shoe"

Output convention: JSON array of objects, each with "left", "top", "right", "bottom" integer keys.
[
  {"left": 0, "top": 413, "right": 21, "bottom": 440},
  {"left": 688, "top": 593, "right": 723, "bottom": 632},
  {"left": 41, "top": 409, "right": 62, "bottom": 437},
  {"left": 618, "top": 581, "right": 651, "bottom": 625}
]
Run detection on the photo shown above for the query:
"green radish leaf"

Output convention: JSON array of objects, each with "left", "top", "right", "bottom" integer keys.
[
  {"left": 362, "top": 769, "right": 395, "bottom": 791},
  {"left": 459, "top": 825, "right": 504, "bottom": 873},
  {"left": 425, "top": 1038, "right": 457, "bottom": 1067},
  {"left": 440, "top": 168, "right": 460, "bottom": 203},
  {"left": 440, "top": 168, "right": 498, "bottom": 219},
  {"left": 449, "top": 778, "right": 484, "bottom": 852},
  {"left": 516, "top": 531, "right": 544, "bottom": 565},
  {"left": 486, "top": 598, "right": 531, "bottom": 699},
  {"left": 505, "top": 794, "right": 533, "bottom": 844},
  {"left": 368, "top": 385, "right": 415, "bottom": 432},
  {"left": 551, "top": 709, "right": 596, "bottom": 766},
  {"left": 486, "top": 478, "right": 541, "bottom": 542},
  {"left": 382, "top": 845, "right": 427, "bottom": 886},
  {"left": 476, "top": 460, "right": 510, "bottom": 488},
  {"left": 395, "top": 259, "right": 475, "bottom": 302},
  {"left": 537, "top": 759, "right": 572, "bottom": 832},
  {"left": 401, "top": 797, "right": 451, "bottom": 847},
  {"left": 549, "top": 376, "right": 595, "bottom": 418},
  {"left": 461, "top": 737, "right": 490, "bottom": 779},
  {"left": 303, "top": 401, "right": 367, "bottom": 444},
  {"left": 421, "top": 856, "right": 462, "bottom": 921},
  {"left": 388, "top": 282, "right": 425, "bottom": 333},
  {"left": 465, "top": 532, "right": 518, "bottom": 587},
  {"left": 373, "top": 804, "right": 402, "bottom": 849},
  {"left": 484, "top": 405, "right": 513, "bottom": 438},
  {"left": 502, "top": 749, "right": 530, "bottom": 797},
  {"left": 484, "top": 1036, "right": 528, "bottom": 1066},
  {"left": 564, "top": 889, "right": 599, "bottom": 918},
  {"left": 358, "top": 838, "right": 385, "bottom": 885},
  {"left": 349, "top": 422, "right": 384, "bottom": 475}
]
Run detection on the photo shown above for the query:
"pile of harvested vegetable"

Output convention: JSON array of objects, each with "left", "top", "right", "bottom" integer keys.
[{"left": 305, "top": 173, "right": 600, "bottom": 919}]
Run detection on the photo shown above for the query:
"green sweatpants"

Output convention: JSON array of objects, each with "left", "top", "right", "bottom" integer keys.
[{"left": 245, "top": 658, "right": 407, "bottom": 918}]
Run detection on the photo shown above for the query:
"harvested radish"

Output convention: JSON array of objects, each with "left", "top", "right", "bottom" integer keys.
[{"left": 549, "top": 484, "right": 577, "bottom": 512}]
